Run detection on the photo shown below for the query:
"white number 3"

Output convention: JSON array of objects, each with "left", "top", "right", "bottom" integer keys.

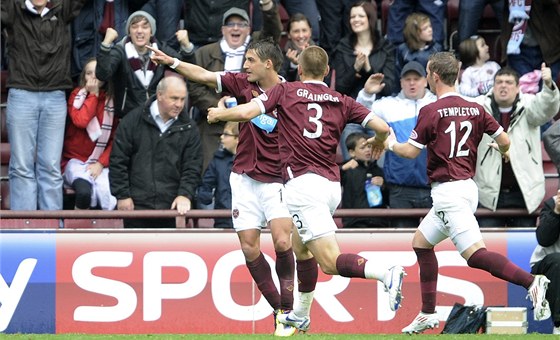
[{"left": 303, "top": 103, "right": 323, "bottom": 139}]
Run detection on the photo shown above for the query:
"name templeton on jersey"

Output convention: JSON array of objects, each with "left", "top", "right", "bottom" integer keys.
[{"left": 437, "top": 106, "right": 481, "bottom": 118}]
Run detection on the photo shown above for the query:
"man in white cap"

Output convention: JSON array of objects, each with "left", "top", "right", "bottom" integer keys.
[
  {"left": 96, "top": 10, "right": 195, "bottom": 118},
  {"left": 188, "top": 3, "right": 282, "bottom": 170}
]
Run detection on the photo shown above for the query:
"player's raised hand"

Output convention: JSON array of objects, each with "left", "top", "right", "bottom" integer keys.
[{"left": 146, "top": 45, "right": 173, "bottom": 66}]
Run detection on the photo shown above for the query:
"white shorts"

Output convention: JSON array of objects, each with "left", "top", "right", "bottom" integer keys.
[
  {"left": 418, "top": 179, "right": 483, "bottom": 253},
  {"left": 63, "top": 158, "right": 116, "bottom": 210},
  {"left": 284, "top": 173, "right": 341, "bottom": 244},
  {"left": 230, "top": 172, "right": 291, "bottom": 231}
]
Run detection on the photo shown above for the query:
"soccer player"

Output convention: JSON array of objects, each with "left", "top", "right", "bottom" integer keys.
[
  {"left": 207, "top": 45, "right": 406, "bottom": 332},
  {"left": 382, "top": 51, "right": 552, "bottom": 334},
  {"left": 148, "top": 40, "right": 297, "bottom": 336}
]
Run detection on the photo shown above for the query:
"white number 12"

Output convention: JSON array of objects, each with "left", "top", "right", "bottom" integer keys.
[{"left": 444, "top": 120, "right": 472, "bottom": 158}]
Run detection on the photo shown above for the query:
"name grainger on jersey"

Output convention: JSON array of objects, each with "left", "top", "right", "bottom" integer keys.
[
  {"left": 437, "top": 106, "right": 481, "bottom": 118},
  {"left": 296, "top": 88, "right": 340, "bottom": 102}
]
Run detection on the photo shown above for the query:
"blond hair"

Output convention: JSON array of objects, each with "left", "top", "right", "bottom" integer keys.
[{"left": 298, "top": 46, "right": 328, "bottom": 78}]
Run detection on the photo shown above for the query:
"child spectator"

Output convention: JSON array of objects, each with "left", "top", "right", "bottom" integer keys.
[
  {"left": 395, "top": 12, "right": 442, "bottom": 92},
  {"left": 340, "top": 132, "right": 389, "bottom": 228},
  {"left": 458, "top": 35, "right": 501, "bottom": 97},
  {"left": 280, "top": 13, "right": 315, "bottom": 82},
  {"left": 62, "top": 58, "right": 118, "bottom": 210},
  {"left": 197, "top": 121, "right": 239, "bottom": 228}
]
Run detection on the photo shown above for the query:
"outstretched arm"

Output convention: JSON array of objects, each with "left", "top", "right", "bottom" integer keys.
[
  {"left": 147, "top": 45, "right": 217, "bottom": 88},
  {"left": 364, "top": 115, "right": 390, "bottom": 159},
  {"left": 207, "top": 101, "right": 262, "bottom": 123},
  {"left": 375, "top": 127, "right": 422, "bottom": 159}
]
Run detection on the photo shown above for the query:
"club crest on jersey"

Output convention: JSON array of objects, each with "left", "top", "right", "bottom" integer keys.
[
  {"left": 410, "top": 130, "right": 418, "bottom": 139},
  {"left": 232, "top": 209, "right": 239, "bottom": 219},
  {"left": 252, "top": 90, "right": 259, "bottom": 97}
]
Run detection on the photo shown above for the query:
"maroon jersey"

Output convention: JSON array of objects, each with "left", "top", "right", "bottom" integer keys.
[
  {"left": 219, "top": 72, "right": 283, "bottom": 183},
  {"left": 255, "top": 81, "right": 375, "bottom": 182},
  {"left": 409, "top": 93, "right": 503, "bottom": 183}
]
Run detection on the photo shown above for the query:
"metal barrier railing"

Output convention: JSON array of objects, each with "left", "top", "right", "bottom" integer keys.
[{"left": 0, "top": 208, "right": 536, "bottom": 229}]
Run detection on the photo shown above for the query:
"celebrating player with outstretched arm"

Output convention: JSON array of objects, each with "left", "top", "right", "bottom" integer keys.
[{"left": 208, "top": 46, "right": 406, "bottom": 333}]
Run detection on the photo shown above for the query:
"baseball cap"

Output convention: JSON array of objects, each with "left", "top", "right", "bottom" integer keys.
[
  {"left": 222, "top": 7, "right": 250, "bottom": 26},
  {"left": 400, "top": 61, "right": 426, "bottom": 78}
]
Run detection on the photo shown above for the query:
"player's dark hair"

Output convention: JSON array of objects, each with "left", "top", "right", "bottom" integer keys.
[{"left": 247, "top": 38, "right": 284, "bottom": 73}]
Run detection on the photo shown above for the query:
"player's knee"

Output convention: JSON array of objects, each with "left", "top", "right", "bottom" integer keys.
[{"left": 272, "top": 237, "right": 291, "bottom": 252}]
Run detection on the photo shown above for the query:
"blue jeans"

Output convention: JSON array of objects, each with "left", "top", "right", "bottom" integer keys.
[
  {"left": 388, "top": 184, "right": 432, "bottom": 228},
  {"left": 141, "top": 0, "right": 183, "bottom": 49},
  {"left": 7, "top": 89, "right": 66, "bottom": 210},
  {"left": 317, "top": 0, "right": 356, "bottom": 57},
  {"left": 458, "top": 0, "right": 504, "bottom": 43},
  {"left": 387, "top": 0, "right": 447, "bottom": 46}
]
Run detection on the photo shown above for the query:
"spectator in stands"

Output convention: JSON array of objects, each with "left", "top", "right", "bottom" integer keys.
[
  {"left": 188, "top": 4, "right": 281, "bottom": 170},
  {"left": 473, "top": 65, "right": 559, "bottom": 227},
  {"left": 1, "top": 0, "right": 88, "bottom": 211},
  {"left": 458, "top": 35, "right": 501, "bottom": 97},
  {"left": 63, "top": 58, "right": 118, "bottom": 210},
  {"left": 128, "top": 0, "right": 184, "bottom": 50},
  {"left": 96, "top": 11, "right": 195, "bottom": 118},
  {"left": 279, "top": 13, "right": 315, "bottom": 82},
  {"left": 386, "top": 0, "right": 447, "bottom": 47},
  {"left": 71, "top": 0, "right": 129, "bottom": 80},
  {"left": 530, "top": 190, "right": 560, "bottom": 335},
  {"left": 280, "top": 1, "right": 320, "bottom": 42},
  {"left": 340, "top": 132, "right": 389, "bottom": 228},
  {"left": 502, "top": 0, "right": 560, "bottom": 84},
  {"left": 109, "top": 76, "right": 202, "bottom": 228},
  {"left": 332, "top": 1, "right": 396, "bottom": 99},
  {"left": 197, "top": 121, "right": 239, "bottom": 228},
  {"left": 357, "top": 61, "right": 436, "bottom": 228},
  {"left": 332, "top": 1, "right": 396, "bottom": 162},
  {"left": 184, "top": 0, "right": 250, "bottom": 48},
  {"left": 458, "top": 0, "right": 504, "bottom": 44},
  {"left": 395, "top": 12, "right": 442, "bottom": 93}
]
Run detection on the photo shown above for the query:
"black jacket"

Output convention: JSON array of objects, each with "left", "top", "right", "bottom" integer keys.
[
  {"left": 341, "top": 159, "right": 389, "bottom": 228},
  {"left": 332, "top": 33, "right": 396, "bottom": 99},
  {"left": 1, "top": 0, "right": 88, "bottom": 91},
  {"left": 109, "top": 96, "right": 203, "bottom": 209},
  {"left": 96, "top": 39, "right": 195, "bottom": 118}
]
